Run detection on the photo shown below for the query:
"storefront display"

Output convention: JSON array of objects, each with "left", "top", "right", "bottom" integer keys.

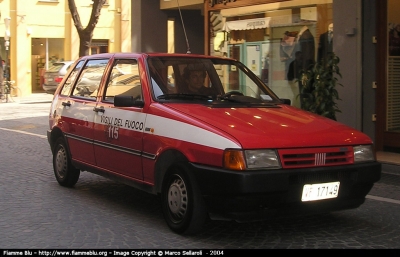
[{"left": 207, "top": 1, "right": 333, "bottom": 109}]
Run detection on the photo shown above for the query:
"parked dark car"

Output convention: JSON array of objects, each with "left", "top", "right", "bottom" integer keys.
[{"left": 43, "top": 61, "right": 74, "bottom": 94}]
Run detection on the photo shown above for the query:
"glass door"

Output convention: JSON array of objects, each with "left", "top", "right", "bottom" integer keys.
[
  {"left": 376, "top": 0, "right": 400, "bottom": 151},
  {"left": 227, "top": 44, "right": 243, "bottom": 92},
  {"left": 387, "top": 0, "right": 400, "bottom": 138}
]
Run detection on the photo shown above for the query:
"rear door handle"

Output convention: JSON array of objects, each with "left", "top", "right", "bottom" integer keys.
[
  {"left": 93, "top": 106, "right": 105, "bottom": 113},
  {"left": 61, "top": 101, "right": 71, "bottom": 107}
]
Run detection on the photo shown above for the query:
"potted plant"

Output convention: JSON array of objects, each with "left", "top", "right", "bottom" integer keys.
[{"left": 298, "top": 53, "right": 343, "bottom": 120}]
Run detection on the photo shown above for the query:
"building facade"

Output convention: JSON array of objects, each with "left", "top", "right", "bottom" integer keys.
[{"left": 0, "top": 0, "right": 132, "bottom": 96}]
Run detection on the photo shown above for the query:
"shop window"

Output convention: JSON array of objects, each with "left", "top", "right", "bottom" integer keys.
[
  {"left": 209, "top": 2, "right": 334, "bottom": 109},
  {"left": 90, "top": 46, "right": 100, "bottom": 55},
  {"left": 90, "top": 40, "right": 109, "bottom": 55}
]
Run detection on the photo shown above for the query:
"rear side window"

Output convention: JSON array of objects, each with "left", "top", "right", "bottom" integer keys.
[
  {"left": 71, "top": 59, "right": 109, "bottom": 100},
  {"left": 60, "top": 61, "right": 85, "bottom": 96}
]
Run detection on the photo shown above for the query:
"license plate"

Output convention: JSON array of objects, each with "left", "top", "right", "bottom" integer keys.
[
  {"left": 47, "top": 78, "right": 53, "bottom": 82},
  {"left": 301, "top": 182, "right": 340, "bottom": 201}
]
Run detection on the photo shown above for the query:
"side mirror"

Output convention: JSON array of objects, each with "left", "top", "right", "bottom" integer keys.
[
  {"left": 114, "top": 95, "right": 144, "bottom": 108},
  {"left": 280, "top": 98, "right": 291, "bottom": 105}
]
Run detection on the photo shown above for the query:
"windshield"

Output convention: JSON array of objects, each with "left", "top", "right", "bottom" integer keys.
[{"left": 147, "top": 57, "right": 281, "bottom": 105}]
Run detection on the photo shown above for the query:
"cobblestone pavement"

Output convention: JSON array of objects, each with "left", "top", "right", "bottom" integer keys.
[{"left": 1, "top": 101, "right": 400, "bottom": 249}]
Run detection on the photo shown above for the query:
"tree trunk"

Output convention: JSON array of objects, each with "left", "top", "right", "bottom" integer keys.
[
  {"left": 68, "top": 0, "right": 106, "bottom": 57},
  {"left": 79, "top": 32, "right": 92, "bottom": 57}
]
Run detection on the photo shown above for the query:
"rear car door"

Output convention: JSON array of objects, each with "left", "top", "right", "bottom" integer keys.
[
  {"left": 93, "top": 58, "right": 145, "bottom": 180},
  {"left": 58, "top": 58, "right": 109, "bottom": 165}
]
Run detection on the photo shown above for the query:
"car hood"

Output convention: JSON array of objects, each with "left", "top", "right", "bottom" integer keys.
[{"left": 164, "top": 103, "right": 372, "bottom": 149}]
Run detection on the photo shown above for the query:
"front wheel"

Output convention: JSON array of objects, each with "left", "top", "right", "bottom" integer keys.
[
  {"left": 53, "top": 137, "right": 80, "bottom": 187},
  {"left": 161, "top": 163, "right": 207, "bottom": 234}
]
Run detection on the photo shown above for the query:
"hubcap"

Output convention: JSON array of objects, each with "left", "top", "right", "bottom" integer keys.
[
  {"left": 55, "top": 146, "right": 67, "bottom": 179},
  {"left": 167, "top": 175, "right": 188, "bottom": 220}
]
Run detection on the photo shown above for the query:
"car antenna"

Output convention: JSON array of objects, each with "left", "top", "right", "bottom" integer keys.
[{"left": 176, "top": 0, "right": 191, "bottom": 54}]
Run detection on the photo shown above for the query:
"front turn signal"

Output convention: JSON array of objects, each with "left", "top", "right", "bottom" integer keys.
[{"left": 223, "top": 150, "right": 246, "bottom": 170}]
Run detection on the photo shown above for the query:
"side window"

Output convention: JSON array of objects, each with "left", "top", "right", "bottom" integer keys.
[
  {"left": 72, "top": 59, "right": 109, "bottom": 99},
  {"left": 60, "top": 61, "right": 84, "bottom": 96},
  {"left": 104, "top": 59, "right": 142, "bottom": 103}
]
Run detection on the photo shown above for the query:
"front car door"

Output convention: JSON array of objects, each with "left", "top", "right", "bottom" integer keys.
[{"left": 93, "top": 58, "right": 145, "bottom": 180}]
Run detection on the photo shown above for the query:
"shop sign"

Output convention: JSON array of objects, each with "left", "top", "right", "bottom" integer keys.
[{"left": 223, "top": 17, "right": 270, "bottom": 32}]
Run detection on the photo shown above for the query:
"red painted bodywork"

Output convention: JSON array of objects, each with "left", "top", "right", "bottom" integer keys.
[{"left": 162, "top": 103, "right": 372, "bottom": 149}]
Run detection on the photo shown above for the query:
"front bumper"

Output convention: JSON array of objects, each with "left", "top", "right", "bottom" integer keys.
[
  {"left": 47, "top": 130, "right": 52, "bottom": 146},
  {"left": 190, "top": 161, "right": 381, "bottom": 221}
]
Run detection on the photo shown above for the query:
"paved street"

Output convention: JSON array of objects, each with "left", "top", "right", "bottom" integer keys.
[{"left": 1, "top": 97, "right": 400, "bottom": 249}]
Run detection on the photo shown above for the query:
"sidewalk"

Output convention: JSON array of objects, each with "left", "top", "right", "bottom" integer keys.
[
  {"left": 0, "top": 93, "right": 53, "bottom": 120},
  {"left": 377, "top": 151, "right": 400, "bottom": 175},
  {"left": 0, "top": 92, "right": 53, "bottom": 104},
  {"left": 13, "top": 93, "right": 53, "bottom": 104}
]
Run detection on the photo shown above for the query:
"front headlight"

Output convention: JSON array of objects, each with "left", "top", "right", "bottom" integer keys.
[
  {"left": 354, "top": 145, "right": 375, "bottom": 163},
  {"left": 223, "top": 149, "right": 281, "bottom": 170},
  {"left": 245, "top": 149, "right": 281, "bottom": 169}
]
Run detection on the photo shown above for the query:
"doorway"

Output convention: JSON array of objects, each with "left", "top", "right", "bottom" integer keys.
[{"left": 376, "top": 0, "right": 400, "bottom": 152}]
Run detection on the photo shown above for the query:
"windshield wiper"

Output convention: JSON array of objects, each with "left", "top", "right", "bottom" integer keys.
[
  {"left": 215, "top": 92, "right": 280, "bottom": 106},
  {"left": 157, "top": 93, "right": 213, "bottom": 101},
  {"left": 215, "top": 91, "right": 244, "bottom": 103}
]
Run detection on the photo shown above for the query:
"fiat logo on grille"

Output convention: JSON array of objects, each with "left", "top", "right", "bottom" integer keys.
[{"left": 315, "top": 153, "right": 326, "bottom": 165}]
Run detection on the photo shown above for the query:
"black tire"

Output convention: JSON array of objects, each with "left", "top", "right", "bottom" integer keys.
[
  {"left": 161, "top": 163, "right": 207, "bottom": 235},
  {"left": 53, "top": 138, "right": 80, "bottom": 187}
]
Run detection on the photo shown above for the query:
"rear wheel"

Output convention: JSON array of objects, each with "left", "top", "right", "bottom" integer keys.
[
  {"left": 53, "top": 137, "right": 80, "bottom": 187},
  {"left": 161, "top": 163, "right": 207, "bottom": 234}
]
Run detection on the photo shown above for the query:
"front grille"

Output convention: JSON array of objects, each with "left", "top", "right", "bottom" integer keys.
[{"left": 278, "top": 147, "right": 354, "bottom": 169}]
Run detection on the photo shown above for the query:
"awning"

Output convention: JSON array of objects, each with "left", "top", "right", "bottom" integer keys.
[{"left": 223, "top": 17, "right": 271, "bottom": 32}]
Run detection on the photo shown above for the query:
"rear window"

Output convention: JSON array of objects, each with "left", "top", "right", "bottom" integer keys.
[{"left": 48, "top": 63, "right": 67, "bottom": 72}]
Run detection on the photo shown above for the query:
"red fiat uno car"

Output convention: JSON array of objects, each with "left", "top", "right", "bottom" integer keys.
[{"left": 47, "top": 53, "right": 381, "bottom": 234}]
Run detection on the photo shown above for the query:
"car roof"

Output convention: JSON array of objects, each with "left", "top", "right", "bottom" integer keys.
[
  {"left": 49, "top": 61, "right": 74, "bottom": 65},
  {"left": 44, "top": 61, "right": 74, "bottom": 73},
  {"left": 76, "top": 53, "right": 237, "bottom": 62}
]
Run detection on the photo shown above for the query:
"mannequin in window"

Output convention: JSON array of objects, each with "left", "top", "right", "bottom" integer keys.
[
  {"left": 280, "top": 31, "right": 297, "bottom": 80},
  {"left": 290, "top": 26, "right": 315, "bottom": 108},
  {"left": 318, "top": 23, "right": 334, "bottom": 62},
  {"left": 287, "top": 51, "right": 303, "bottom": 81},
  {"left": 294, "top": 26, "right": 315, "bottom": 71}
]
